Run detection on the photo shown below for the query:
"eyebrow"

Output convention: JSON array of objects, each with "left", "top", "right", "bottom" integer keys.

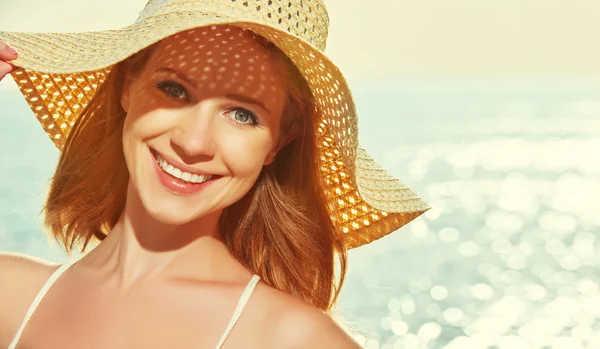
[
  {"left": 225, "top": 94, "right": 269, "bottom": 114},
  {"left": 156, "top": 67, "right": 197, "bottom": 88},
  {"left": 155, "top": 67, "right": 271, "bottom": 114}
]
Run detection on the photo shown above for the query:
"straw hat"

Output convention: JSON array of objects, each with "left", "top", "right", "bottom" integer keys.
[{"left": 0, "top": 0, "right": 429, "bottom": 249}]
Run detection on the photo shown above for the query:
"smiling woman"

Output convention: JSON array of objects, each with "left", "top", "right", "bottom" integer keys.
[{"left": 0, "top": 1, "right": 428, "bottom": 348}]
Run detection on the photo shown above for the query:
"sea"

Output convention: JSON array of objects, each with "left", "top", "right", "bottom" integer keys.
[{"left": 1, "top": 77, "right": 599, "bottom": 349}]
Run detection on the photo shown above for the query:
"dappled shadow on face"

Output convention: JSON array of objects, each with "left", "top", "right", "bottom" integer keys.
[{"left": 131, "top": 25, "right": 288, "bottom": 120}]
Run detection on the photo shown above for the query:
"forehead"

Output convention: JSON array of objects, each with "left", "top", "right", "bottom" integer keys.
[{"left": 144, "top": 25, "right": 287, "bottom": 114}]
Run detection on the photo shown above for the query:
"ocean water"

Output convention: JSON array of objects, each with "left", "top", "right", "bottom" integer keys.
[{"left": 1, "top": 78, "right": 599, "bottom": 349}]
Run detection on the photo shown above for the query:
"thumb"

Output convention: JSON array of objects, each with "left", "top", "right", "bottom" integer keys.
[{"left": 0, "top": 61, "right": 17, "bottom": 82}]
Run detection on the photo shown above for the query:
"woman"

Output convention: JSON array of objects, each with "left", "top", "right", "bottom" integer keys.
[{"left": 0, "top": 1, "right": 429, "bottom": 348}]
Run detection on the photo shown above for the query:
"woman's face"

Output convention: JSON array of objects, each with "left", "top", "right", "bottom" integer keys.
[{"left": 121, "top": 25, "right": 288, "bottom": 225}]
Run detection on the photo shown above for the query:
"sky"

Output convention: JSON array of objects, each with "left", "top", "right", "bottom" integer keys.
[{"left": 1, "top": 0, "right": 600, "bottom": 86}]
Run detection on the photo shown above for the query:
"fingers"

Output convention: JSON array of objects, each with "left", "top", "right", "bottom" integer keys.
[
  {"left": 0, "top": 61, "right": 18, "bottom": 82},
  {"left": 0, "top": 42, "right": 19, "bottom": 82},
  {"left": 0, "top": 42, "right": 18, "bottom": 62}
]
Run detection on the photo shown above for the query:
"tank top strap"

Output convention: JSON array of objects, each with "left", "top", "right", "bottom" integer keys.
[
  {"left": 8, "top": 258, "right": 78, "bottom": 349},
  {"left": 9, "top": 263, "right": 259, "bottom": 349},
  {"left": 213, "top": 274, "right": 261, "bottom": 349}
]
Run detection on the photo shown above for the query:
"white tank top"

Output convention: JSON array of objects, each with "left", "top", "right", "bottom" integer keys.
[{"left": 7, "top": 259, "right": 260, "bottom": 349}]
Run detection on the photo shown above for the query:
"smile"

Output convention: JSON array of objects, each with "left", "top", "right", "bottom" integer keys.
[
  {"left": 150, "top": 149, "right": 220, "bottom": 196},
  {"left": 156, "top": 154, "right": 213, "bottom": 184}
]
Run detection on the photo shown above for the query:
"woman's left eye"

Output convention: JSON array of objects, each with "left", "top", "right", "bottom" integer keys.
[
  {"left": 226, "top": 108, "right": 259, "bottom": 126},
  {"left": 156, "top": 81, "right": 189, "bottom": 101}
]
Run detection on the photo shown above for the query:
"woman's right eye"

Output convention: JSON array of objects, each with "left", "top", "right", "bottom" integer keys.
[{"left": 156, "top": 81, "right": 190, "bottom": 102}]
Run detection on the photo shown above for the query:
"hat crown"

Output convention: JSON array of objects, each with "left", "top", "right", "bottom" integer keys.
[{"left": 135, "top": 0, "right": 330, "bottom": 51}]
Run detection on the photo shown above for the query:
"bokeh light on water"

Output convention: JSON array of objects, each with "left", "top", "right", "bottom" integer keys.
[
  {"left": 2, "top": 79, "right": 600, "bottom": 348},
  {"left": 338, "top": 81, "right": 600, "bottom": 348}
]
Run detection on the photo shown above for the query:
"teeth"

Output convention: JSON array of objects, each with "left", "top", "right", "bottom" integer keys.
[{"left": 156, "top": 155, "right": 213, "bottom": 184}]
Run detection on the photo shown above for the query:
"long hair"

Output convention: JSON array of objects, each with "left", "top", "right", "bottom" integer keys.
[{"left": 43, "top": 37, "right": 347, "bottom": 311}]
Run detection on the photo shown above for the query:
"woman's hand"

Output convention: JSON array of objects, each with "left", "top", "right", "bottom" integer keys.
[{"left": 0, "top": 42, "right": 19, "bottom": 82}]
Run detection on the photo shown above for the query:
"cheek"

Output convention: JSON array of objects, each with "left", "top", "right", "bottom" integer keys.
[
  {"left": 219, "top": 131, "right": 273, "bottom": 176},
  {"left": 122, "top": 84, "right": 178, "bottom": 142},
  {"left": 128, "top": 82, "right": 164, "bottom": 116},
  {"left": 121, "top": 107, "right": 171, "bottom": 169}
]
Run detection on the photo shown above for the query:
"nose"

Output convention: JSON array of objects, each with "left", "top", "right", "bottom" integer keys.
[{"left": 170, "top": 103, "right": 217, "bottom": 158}]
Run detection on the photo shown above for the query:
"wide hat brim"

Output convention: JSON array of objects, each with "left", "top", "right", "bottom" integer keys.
[{"left": 0, "top": 7, "right": 429, "bottom": 249}]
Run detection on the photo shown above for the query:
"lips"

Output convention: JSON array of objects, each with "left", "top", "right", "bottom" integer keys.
[
  {"left": 156, "top": 154, "right": 214, "bottom": 184},
  {"left": 149, "top": 149, "right": 220, "bottom": 196}
]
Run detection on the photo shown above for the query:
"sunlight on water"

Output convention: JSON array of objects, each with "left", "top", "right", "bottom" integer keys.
[{"left": 340, "top": 81, "right": 600, "bottom": 348}]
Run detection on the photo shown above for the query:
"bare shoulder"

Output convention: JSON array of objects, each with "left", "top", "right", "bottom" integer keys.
[
  {"left": 252, "top": 285, "right": 363, "bottom": 349},
  {"left": 0, "top": 252, "right": 58, "bottom": 347}
]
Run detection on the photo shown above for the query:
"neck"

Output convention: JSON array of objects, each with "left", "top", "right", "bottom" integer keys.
[{"left": 80, "top": 184, "right": 244, "bottom": 291}]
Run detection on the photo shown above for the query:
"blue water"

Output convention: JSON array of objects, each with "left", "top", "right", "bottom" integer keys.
[{"left": 2, "top": 78, "right": 600, "bottom": 349}]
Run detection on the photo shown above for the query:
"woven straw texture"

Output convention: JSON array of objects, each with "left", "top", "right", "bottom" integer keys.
[{"left": 0, "top": 0, "right": 429, "bottom": 249}]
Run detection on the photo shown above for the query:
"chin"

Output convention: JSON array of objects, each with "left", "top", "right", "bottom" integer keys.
[{"left": 140, "top": 192, "right": 225, "bottom": 226}]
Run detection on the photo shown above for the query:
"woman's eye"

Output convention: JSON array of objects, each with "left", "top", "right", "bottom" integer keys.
[
  {"left": 226, "top": 108, "right": 259, "bottom": 126},
  {"left": 157, "top": 81, "right": 189, "bottom": 101}
]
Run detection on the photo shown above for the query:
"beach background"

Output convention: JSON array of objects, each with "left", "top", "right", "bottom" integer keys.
[{"left": 2, "top": 1, "right": 600, "bottom": 348}]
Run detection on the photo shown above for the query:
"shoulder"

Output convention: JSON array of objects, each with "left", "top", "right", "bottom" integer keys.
[
  {"left": 0, "top": 252, "right": 58, "bottom": 347},
  {"left": 252, "top": 285, "right": 363, "bottom": 349}
]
